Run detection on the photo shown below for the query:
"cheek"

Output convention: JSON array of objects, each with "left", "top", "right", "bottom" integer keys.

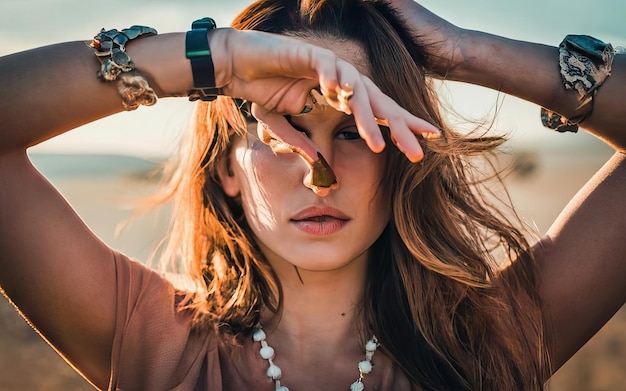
[
  {"left": 336, "top": 146, "right": 386, "bottom": 196},
  {"left": 237, "top": 139, "right": 299, "bottom": 191},
  {"left": 333, "top": 148, "right": 390, "bottom": 218},
  {"left": 233, "top": 140, "right": 299, "bottom": 229}
]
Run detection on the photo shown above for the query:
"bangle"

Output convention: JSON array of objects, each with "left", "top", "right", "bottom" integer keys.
[
  {"left": 88, "top": 25, "right": 158, "bottom": 111},
  {"left": 541, "top": 35, "right": 615, "bottom": 133},
  {"left": 117, "top": 75, "right": 157, "bottom": 111},
  {"left": 186, "top": 17, "right": 220, "bottom": 101}
]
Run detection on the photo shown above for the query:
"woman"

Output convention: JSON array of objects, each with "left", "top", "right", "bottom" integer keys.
[{"left": 0, "top": 0, "right": 624, "bottom": 390}]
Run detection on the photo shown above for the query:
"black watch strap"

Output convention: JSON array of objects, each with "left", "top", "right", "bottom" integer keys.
[{"left": 186, "top": 17, "right": 219, "bottom": 101}]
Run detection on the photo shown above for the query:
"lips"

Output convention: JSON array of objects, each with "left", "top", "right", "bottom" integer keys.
[
  {"left": 291, "top": 206, "right": 349, "bottom": 221},
  {"left": 290, "top": 206, "right": 350, "bottom": 236}
]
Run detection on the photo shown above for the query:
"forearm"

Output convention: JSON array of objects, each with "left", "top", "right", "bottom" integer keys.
[
  {"left": 0, "top": 32, "right": 195, "bottom": 154},
  {"left": 447, "top": 30, "right": 626, "bottom": 150},
  {"left": 389, "top": 0, "right": 626, "bottom": 150}
]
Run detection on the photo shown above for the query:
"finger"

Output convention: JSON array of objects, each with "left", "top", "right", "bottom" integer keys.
[
  {"left": 363, "top": 78, "right": 440, "bottom": 162},
  {"left": 386, "top": 110, "right": 440, "bottom": 162},
  {"left": 386, "top": 116, "right": 424, "bottom": 162},
  {"left": 271, "top": 78, "right": 320, "bottom": 116},
  {"left": 349, "top": 80, "right": 387, "bottom": 153},
  {"left": 272, "top": 39, "right": 341, "bottom": 98},
  {"left": 331, "top": 61, "right": 386, "bottom": 153},
  {"left": 310, "top": 52, "right": 341, "bottom": 107},
  {"left": 363, "top": 77, "right": 440, "bottom": 140},
  {"left": 250, "top": 104, "right": 319, "bottom": 164}
]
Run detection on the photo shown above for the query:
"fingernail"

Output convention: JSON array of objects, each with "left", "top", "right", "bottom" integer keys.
[{"left": 422, "top": 131, "right": 442, "bottom": 140}]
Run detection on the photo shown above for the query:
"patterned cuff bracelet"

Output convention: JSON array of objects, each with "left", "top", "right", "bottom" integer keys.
[{"left": 541, "top": 34, "right": 616, "bottom": 133}]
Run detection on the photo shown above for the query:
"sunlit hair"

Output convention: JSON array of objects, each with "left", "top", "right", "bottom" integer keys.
[{"left": 154, "top": 0, "right": 551, "bottom": 389}]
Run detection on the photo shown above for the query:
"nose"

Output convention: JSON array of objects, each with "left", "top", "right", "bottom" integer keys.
[
  {"left": 303, "top": 151, "right": 339, "bottom": 196},
  {"left": 303, "top": 135, "right": 339, "bottom": 197}
]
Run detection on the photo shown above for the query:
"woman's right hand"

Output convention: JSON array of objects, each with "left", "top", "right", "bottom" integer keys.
[
  {"left": 209, "top": 28, "right": 440, "bottom": 163},
  {"left": 385, "top": 0, "right": 465, "bottom": 76}
]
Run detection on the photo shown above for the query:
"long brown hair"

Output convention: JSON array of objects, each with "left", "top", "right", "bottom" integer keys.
[{"left": 155, "top": 0, "right": 551, "bottom": 389}]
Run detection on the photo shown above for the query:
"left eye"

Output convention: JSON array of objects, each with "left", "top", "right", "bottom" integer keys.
[{"left": 336, "top": 128, "right": 361, "bottom": 140}]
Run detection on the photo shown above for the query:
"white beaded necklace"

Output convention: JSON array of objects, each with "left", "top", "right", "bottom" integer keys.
[{"left": 252, "top": 326, "right": 379, "bottom": 391}]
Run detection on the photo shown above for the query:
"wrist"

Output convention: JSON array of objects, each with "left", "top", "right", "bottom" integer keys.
[
  {"left": 127, "top": 32, "right": 194, "bottom": 98},
  {"left": 440, "top": 30, "right": 513, "bottom": 83},
  {"left": 389, "top": 0, "right": 465, "bottom": 76},
  {"left": 431, "top": 28, "right": 483, "bottom": 80},
  {"left": 185, "top": 19, "right": 234, "bottom": 101},
  {"left": 127, "top": 27, "right": 234, "bottom": 100},
  {"left": 207, "top": 28, "right": 233, "bottom": 90}
]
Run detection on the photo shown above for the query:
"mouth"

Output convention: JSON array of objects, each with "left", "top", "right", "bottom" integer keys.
[
  {"left": 291, "top": 206, "right": 350, "bottom": 221},
  {"left": 290, "top": 207, "right": 350, "bottom": 236},
  {"left": 294, "top": 215, "right": 341, "bottom": 223}
]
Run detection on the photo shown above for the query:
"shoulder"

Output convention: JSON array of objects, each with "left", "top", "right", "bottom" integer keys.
[{"left": 109, "top": 252, "right": 219, "bottom": 390}]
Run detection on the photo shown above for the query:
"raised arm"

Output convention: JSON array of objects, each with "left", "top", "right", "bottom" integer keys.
[
  {"left": 0, "top": 31, "right": 201, "bottom": 390},
  {"left": 388, "top": 0, "right": 626, "bottom": 370}
]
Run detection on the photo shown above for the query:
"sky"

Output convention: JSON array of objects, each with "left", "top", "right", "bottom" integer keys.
[{"left": 1, "top": 0, "right": 623, "bottom": 158}]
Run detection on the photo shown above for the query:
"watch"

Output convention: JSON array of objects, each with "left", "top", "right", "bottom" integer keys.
[{"left": 186, "top": 17, "right": 220, "bottom": 101}]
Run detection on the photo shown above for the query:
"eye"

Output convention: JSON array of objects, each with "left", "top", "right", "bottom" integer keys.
[{"left": 336, "top": 127, "right": 361, "bottom": 140}]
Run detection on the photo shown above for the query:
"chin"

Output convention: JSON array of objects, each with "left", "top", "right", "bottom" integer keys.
[{"left": 277, "top": 246, "right": 369, "bottom": 273}]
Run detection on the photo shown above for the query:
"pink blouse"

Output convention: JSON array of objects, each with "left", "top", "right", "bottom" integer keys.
[{"left": 107, "top": 253, "right": 415, "bottom": 391}]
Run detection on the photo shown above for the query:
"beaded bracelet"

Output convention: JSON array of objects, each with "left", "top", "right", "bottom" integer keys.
[
  {"left": 541, "top": 35, "right": 616, "bottom": 133},
  {"left": 88, "top": 25, "right": 158, "bottom": 111}
]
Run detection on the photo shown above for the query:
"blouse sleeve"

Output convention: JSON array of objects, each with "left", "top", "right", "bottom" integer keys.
[{"left": 107, "top": 252, "right": 216, "bottom": 391}]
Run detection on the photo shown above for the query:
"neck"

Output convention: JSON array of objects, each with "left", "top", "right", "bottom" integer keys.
[{"left": 263, "top": 254, "right": 369, "bottom": 363}]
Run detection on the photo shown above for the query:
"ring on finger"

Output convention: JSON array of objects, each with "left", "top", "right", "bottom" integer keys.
[{"left": 336, "top": 84, "right": 353, "bottom": 114}]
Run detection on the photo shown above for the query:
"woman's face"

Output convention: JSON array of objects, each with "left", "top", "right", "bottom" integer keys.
[{"left": 220, "top": 38, "right": 390, "bottom": 273}]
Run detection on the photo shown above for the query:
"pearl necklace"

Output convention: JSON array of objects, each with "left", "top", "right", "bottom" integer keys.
[{"left": 252, "top": 326, "right": 379, "bottom": 391}]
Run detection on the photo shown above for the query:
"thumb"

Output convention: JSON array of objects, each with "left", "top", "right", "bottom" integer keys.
[{"left": 250, "top": 104, "right": 319, "bottom": 164}]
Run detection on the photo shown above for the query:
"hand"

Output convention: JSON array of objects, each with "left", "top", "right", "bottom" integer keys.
[
  {"left": 384, "top": 0, "right": 464, "bottom": 75},
  {"left": 211, "top": 28, "right": 440, "bottom": 162}
]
